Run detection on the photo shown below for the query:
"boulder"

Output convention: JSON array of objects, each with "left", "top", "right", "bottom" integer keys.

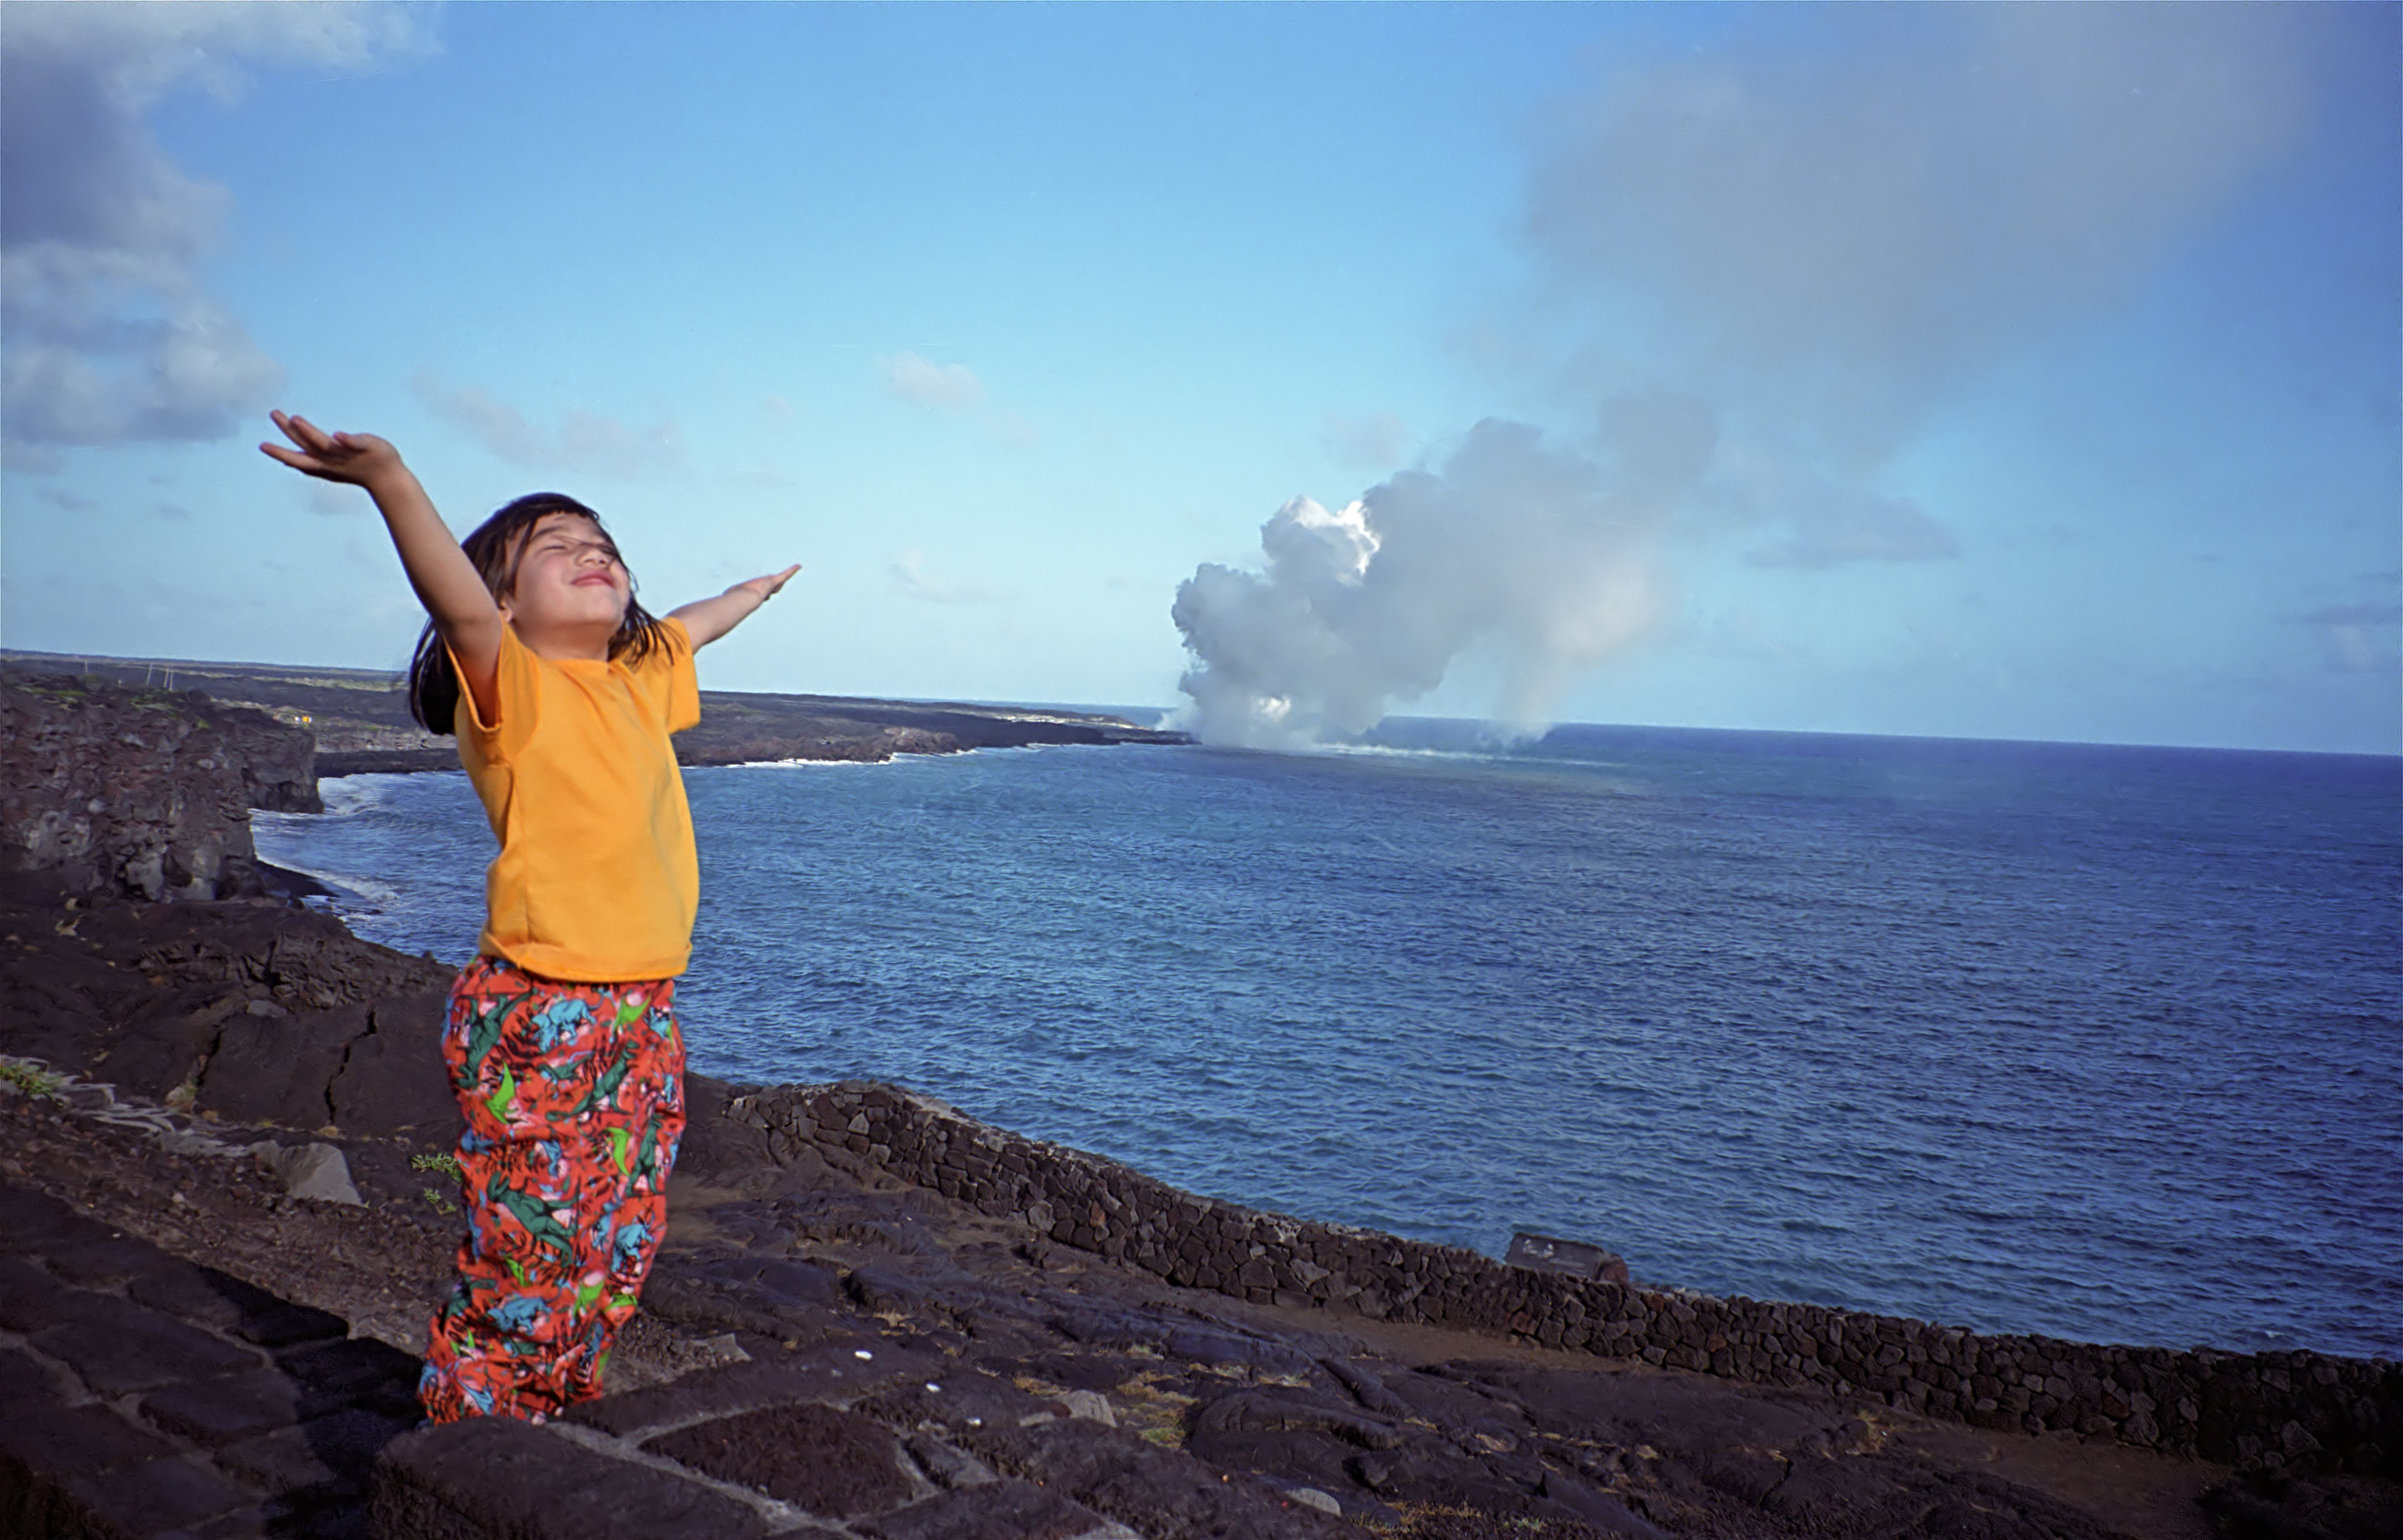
[{"left": 253, "top": 1142, "right": 365, "bottom": 1205}]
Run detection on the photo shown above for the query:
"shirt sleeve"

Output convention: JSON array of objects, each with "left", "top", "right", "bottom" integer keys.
[
  {"left": 448, "top": 624, "right": 542, "bottom": 763},
  {"left": 652, "top": 618, "right": 701, "bottom": 734}
]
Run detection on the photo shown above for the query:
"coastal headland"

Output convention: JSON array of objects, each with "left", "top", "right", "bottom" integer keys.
[
  {"left": 0, "top": 648, "right": 1190, "bottom": 780},
  {"left": 1, "top": 666, "right": 2396, "bottom": 1539}
]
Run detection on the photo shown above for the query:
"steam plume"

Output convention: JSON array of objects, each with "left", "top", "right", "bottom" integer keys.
[
  {"left": 1172, "top": 7, "right": 2321, "bottom": 748},
  {"left": 1174, "top": 405, "right": 1709, "bottom": 749}
]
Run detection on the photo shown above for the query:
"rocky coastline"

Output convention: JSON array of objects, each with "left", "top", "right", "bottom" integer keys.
[
  {"left": 0, "top": 650, "right": 1190, "bottom": 781},
  {"left": 1, "top": 672, "right": 321, "bottom": 905},
  {"left": 2, "top": 670, "right": 2396, "bottom": 1539}
]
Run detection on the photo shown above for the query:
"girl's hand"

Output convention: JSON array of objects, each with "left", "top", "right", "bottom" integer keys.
[
  {"left": 731, "top": 565, "right": 803, "bottom": 602},
  {"left": 259, "top": 411, "right": 405, "bottom": 489},
  {"left": 258, "top": 410, "right": 503, "bottom": 715},
  {"left": 671, "top": 565, "right": 803, "bottom": 648}
]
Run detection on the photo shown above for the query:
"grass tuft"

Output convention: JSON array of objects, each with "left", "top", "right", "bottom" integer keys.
[{"left": 0, "top": 1059, "right": 68, "bottom": 1103}]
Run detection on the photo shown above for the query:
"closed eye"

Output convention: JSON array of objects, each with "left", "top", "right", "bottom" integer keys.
[{"left": 537, "top": 538, "right": 620, "bottom": 564}]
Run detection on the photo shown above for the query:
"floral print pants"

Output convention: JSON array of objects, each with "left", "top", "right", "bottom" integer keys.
[{"left": 418, "top": 956, "right": 685, "bottom": 1423}]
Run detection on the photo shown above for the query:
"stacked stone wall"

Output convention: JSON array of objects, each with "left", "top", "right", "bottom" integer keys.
[{"left": 731, "top": 1081, "right": 2400, "bottom": 1479}]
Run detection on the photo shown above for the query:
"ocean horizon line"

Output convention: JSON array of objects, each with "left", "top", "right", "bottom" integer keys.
[{"left": 8, "top": 646, "right": 2395, "bottom": 760}]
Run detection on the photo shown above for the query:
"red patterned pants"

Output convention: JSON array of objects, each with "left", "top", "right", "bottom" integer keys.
[{"left": 418, "top": 956, "right": 685, "bottom": 1423}]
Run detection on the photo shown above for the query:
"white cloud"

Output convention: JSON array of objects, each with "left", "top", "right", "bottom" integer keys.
[
  {"left": 1530, "top": 6, "right": 2312, "bottom": 447},
  {"left": 883, "top": 351, "right": 985, "bottom": 411},
  {"left": 0, "top": 5, "right": 425, "bottom": 452},
  {"left": 411, "top": 372, "right": 687, "bottom": 481},
  {"left": 988, "top": 408, "right": 1038, "bottom": 448},
  {"left": 888, "top": 549, "right": 998, "bottom": 605},
  {"left": 1744, "top": 493, "right": 1959, "bottom": 569},
  {"left": 2296, "top": 602, "right": 2402, "bottom": 674},
  {"left": 1319, "top": 411, "right": 1412, "bottom": 470}
]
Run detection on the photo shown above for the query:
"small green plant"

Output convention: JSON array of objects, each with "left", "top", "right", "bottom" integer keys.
[
  {"left": 0, "top": 1060, "right": 68, "bottom": 1103},
  {"left": 411, "top": 1153, "right": 464, "bottom": 1212}
]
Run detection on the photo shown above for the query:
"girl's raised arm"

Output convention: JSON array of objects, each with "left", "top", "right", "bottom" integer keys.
[
  {"left": 260, "top": 411, "right": 504, "bottom": 717},
  {"left": 670, "top": 565, "right": 801, "bottom": 650}
]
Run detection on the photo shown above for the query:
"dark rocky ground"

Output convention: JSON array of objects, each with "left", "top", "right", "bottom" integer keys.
[{"left": 7, "top": 871, "right": 2398, "bottom": 1540}]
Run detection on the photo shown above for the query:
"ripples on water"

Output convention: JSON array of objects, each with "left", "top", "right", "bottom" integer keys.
[{"left": 256, "top": 724, "right": 2403, "bottom": 1359}]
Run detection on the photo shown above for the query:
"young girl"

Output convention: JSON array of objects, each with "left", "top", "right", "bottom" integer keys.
[{"left": 262, "top": 410, "right": 797, "bottom": 1423}]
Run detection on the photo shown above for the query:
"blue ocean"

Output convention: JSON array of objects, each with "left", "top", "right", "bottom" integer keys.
[{"left": 253, "top": 723, "right": 2403, "bottom": 1362}]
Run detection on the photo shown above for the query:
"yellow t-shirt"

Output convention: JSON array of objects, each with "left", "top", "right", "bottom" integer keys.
[{"left": 451, "top": 618, "right": 702, "bottom": 982}]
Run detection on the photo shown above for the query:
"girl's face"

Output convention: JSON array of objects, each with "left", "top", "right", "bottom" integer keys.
[{"left": 500, "top": 512, "right": 630, "bottom": 645}]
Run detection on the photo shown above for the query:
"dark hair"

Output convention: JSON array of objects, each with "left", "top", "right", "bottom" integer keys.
[{"left": 406, "top": 493, "right": 671, "bottom": 733}]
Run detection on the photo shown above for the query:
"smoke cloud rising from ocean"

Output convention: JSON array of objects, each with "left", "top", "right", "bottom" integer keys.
[
  {"left": 1174, "top": 408, "right": 1707, "bottom": 750},
  {"left": 1171, "top": 7, "right": 2321, "bottom": 748}
]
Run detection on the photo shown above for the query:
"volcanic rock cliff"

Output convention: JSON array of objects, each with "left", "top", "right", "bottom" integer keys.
[{"left": 0, "top": 674, "right": 318, "bottom": 903}]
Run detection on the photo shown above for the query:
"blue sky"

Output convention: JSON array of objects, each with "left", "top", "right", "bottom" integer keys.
[{"left": 2, "top": 3, "right": 2395, "bottom": 753}]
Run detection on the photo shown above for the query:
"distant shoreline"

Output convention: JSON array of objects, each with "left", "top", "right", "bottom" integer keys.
[{"left": 0, "top": 647, "right": 1192, "bottom": 770}]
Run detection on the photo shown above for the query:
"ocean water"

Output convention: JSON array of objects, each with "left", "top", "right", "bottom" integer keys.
[{"left": 253, "top": 723, "right": 2403, "bottom": 1361}]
